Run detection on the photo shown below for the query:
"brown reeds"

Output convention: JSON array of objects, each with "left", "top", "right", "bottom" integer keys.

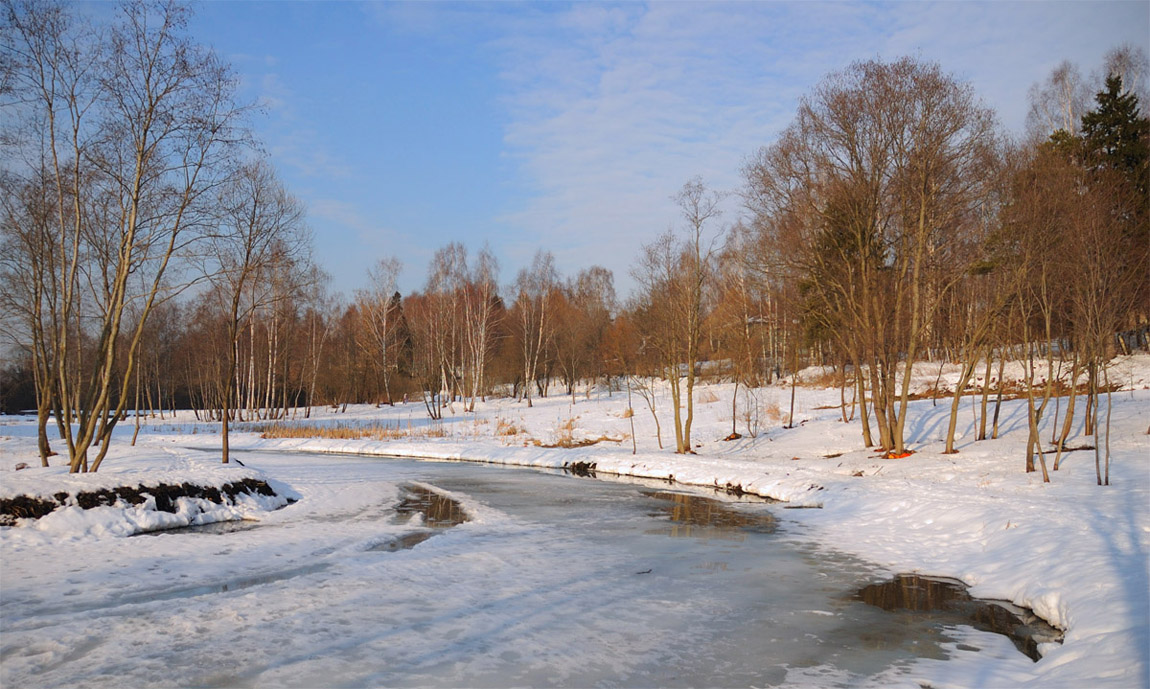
[{"left": 249, "top": 421, "right": 449, "bottom": 441}]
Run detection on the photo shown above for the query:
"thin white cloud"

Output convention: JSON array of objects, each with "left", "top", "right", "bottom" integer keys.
[
  {"left": 490, "top": 3, "right": 877, "bottom": 290},
  {"left": 226, "top": 53, "right": 357, "bottom": 183},
  {"left": 881, "top": 1, "right": 1150, "bottom": 134},
  {"left": 307, "top": 198, "right": 433, "bottom": 295},
  {"left": 480, "top": 1, "right": 1147, "bottom": 295},
  {"left": 218, "top": 1, "right": 1149, "bottom": 300},
  {"left": 270, "top": 129, "right": 355, "bottom": 181}
]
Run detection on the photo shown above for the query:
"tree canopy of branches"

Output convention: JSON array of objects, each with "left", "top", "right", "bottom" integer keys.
[
  {"left": 745, "top": 57, "right": 998, "bottom": 455},
  {"left": 634, "top": 178, "right": 724, "bottom": 454},
  {"left": 2, "top": 0, "right": 248, "bottom": 472},
  {"left": 209, "top": 159, "right": 309, "bottom": 464}
]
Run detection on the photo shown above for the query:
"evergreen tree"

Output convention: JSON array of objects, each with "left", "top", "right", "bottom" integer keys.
[
  {"left": 1080, "top": 75, "right": 1150, "bottom": 197},
  {"left": 1078, "top": 73, "right": 1150, "bottom": 332},
  {"left": 390, "top": 291, "right": 416, "bottom": 378}
]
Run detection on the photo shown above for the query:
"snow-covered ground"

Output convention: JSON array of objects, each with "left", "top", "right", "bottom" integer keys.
[{"left": 2, "top": 354, "right": 1148, "bottom": 688}]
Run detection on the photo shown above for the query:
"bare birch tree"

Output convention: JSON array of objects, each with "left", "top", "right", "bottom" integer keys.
[
  {"left": 1026, "top": 60, "right": 1090, "bottom": 140},
  {"left": 514, "top": 250, "right": 558, "bottom": 407},
  {"left": 632, "top": 178, "right": 723, "bottom": 454},
  {"left": 5, "top": 0, "right": 247, "bottom": 472},
  {"left": 210, "top": 159, "right": 307, "bottom": 464},
  {"left": 462, "top": 246, "right": 499, "bottom": 411},
  {"left": 358, "top": 256, "right": 402, "bottom": 405}
]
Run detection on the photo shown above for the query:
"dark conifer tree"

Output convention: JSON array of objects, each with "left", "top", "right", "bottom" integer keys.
[
  {"left": 389, "top": 291, "right": 416, "bottom": 379},
  {"left": 1080, "top": 75, "right": 1150, "bottom": 197},
  {"left": 1079, "top": 74, "right": 1150, "bottom": 332}
]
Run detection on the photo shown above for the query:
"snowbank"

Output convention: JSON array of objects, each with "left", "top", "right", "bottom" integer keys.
[
  {"left": 0, "top": 448, "right": 293, "bottom": 541},
  {"left": 1, "top": 353, "right": 1147, "bottom": 687}
]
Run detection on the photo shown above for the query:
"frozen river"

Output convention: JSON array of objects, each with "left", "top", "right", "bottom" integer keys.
[{"left": 0, "top": 452, "right": 1027, "bottom": 687}]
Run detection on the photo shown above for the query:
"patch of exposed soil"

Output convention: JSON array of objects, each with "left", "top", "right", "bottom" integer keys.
[
  {"left": 563, "top": 460, "right": 598, "bottom": 477},
  {"left": 0, "top": 478, "right": 282, "bottom": 526}
]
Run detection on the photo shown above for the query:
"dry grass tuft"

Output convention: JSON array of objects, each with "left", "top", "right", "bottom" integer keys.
[
  {"left": 533, "top": 434, "right": 624, "bottom": 449},
  {"left": 495, "top": 417, "right": 525, "bottom": 436},
  {"left": 801, "top": 368, "right": 847, "bottom": 388},
  {"left": 252, "top": 421, "right": 449, "bottom": 441},
  {"left": 553, "top": 416, "right": 578, "bottom": 447},
  {"left": 764, "top": 399, "right": 783, "bottom": 424},
  {"left": 526, "top": 416, "right": 623, "bottom": 448},
  {"left": 696, "top": 389, "right": 720, "bottom": 404}
]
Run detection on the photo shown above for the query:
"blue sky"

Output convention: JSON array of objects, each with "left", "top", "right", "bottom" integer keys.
[{"left": 188, "top": 1, "right": 1149, "bottom": 301}]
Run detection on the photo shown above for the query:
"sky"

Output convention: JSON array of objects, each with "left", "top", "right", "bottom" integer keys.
[{"left": 185, "top": 1, "right": 1150, "bottom": 301}]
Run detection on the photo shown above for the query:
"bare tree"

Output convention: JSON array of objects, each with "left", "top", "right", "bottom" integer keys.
[
  {"left": 299, "top": 269, "right": 334, "bottom": 418},
  {"left": 713, "top": 223, "right": 773, "bottom": 436},
  {"left": 210, "top": 159, "right": 307, "bottom": 464},
  {"left": 1101, "top": 44, "right": 1149, "bottom": 106},
  {"left": 0, "top": 169, "right": 61, "bottom": 464},
  {"left": 604, "top": 310, "right": 662, "bottom": 450},
  {"left": 425, "top": 243, "right": 468, "bottom": 413},
  {"left": 632, "top": 179, "right": 723, "bottom": 454},
  {"left": 1027, "top": 60, "right": 1090, "bottom": 140},
  {"left": 940, "top": 252, "right": 1016, "bottom": 455},
  {"left": 673, "top": 178, "right": 723, "bottom": 453},
  {"left": 554, "top": 266, "right": 615, "bottom": 404},
  {"left": 5, "top": 0, "right": 247, "bottom": 472},
  {"left": 462, "top": 245, "right": 500, "bottom": 411},
  {"left": 358, "top": 256, "right": 402, "bottom": 405},
  {"left": 745, "top": 57, "right": 997, "bottom": 456},
  {"left": 514, "top": 250, "right": 559, "bottom": 407},
  {"left": 403, "top": 291, "right": 445, "bottom": 419},
  {"left": 3, "top": 0, "right": 98, "bottom": 466}
]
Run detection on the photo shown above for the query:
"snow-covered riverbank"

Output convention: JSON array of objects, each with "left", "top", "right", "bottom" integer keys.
[{"left": 2, "top": 355, "right": 1148, "bottom": 688}]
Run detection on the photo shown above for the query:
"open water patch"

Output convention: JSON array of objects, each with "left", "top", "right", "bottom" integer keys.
[
  {"left": 139, "top": 519, "right": 261, "bottom": 536},
  {"left": 642, "top": 489, "right": 777, "bottom": 540},
  {"left": 366, "top": 531, "right": 437, "bottom": 552},
  {"left": 856, "top": 574, "right": 1064, "bottom": 661},
  {"left": 366, "top": 484, "right": 469, "bottom": 552},
  {"left": 393, "top": 484, "right": 469, "bottom": 527}
]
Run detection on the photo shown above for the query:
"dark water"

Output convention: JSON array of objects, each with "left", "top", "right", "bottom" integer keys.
[
  {"left": 394, "top": 484, "right": 470, "bottom": 527},
  {"left": 141, "top": 519, "right": 261, "bottom": 536},
  {"left": 856, "top": 574, "right": 1063, "bottom": 661}
]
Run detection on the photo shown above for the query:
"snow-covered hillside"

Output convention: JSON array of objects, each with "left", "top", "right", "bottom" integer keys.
[{"left": 2, "top": 354, "right": 1148, "bottom": 688}]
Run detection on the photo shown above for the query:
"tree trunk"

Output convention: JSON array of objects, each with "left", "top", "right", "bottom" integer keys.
[
  {"left": 668, "top": 365, "right": 685, "bottom": 453},
  {"left": 131, "top": 368, "right": 142, "bottom": 447},
  {"left": 1053, "top": 355, "right": 1081, "bottom": 471},
  {"left": 856, "top": 363, "right": 873, "bottom": 447},
  {"left": 732, "top": 377, "right": 740, "bottom": 435},
  {"left": 991, "top": 356, "right": 1006, "bottom": 440},
  {"left": 1103, "top": 365, "right": 1112, "bottom": 486},
  {"left": 977, "top": 353, "right": 992, "bottom": 441},
  {"left": 627, "top": 377, "right": 637, "bottom": 455}
]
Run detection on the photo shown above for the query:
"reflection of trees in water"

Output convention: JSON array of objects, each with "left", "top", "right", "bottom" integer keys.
[
  {"left": 645, "top": 491, "right": 776, "bottom": 540},
  {"left": 856, "top": 575, "right": 1063, "bottom": 662},
  {"left": 857, "top": 575, "right": 969, "bottom": 611},
  {"left": 396, "top": 486, "right": 469, "bottom": 527}
]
